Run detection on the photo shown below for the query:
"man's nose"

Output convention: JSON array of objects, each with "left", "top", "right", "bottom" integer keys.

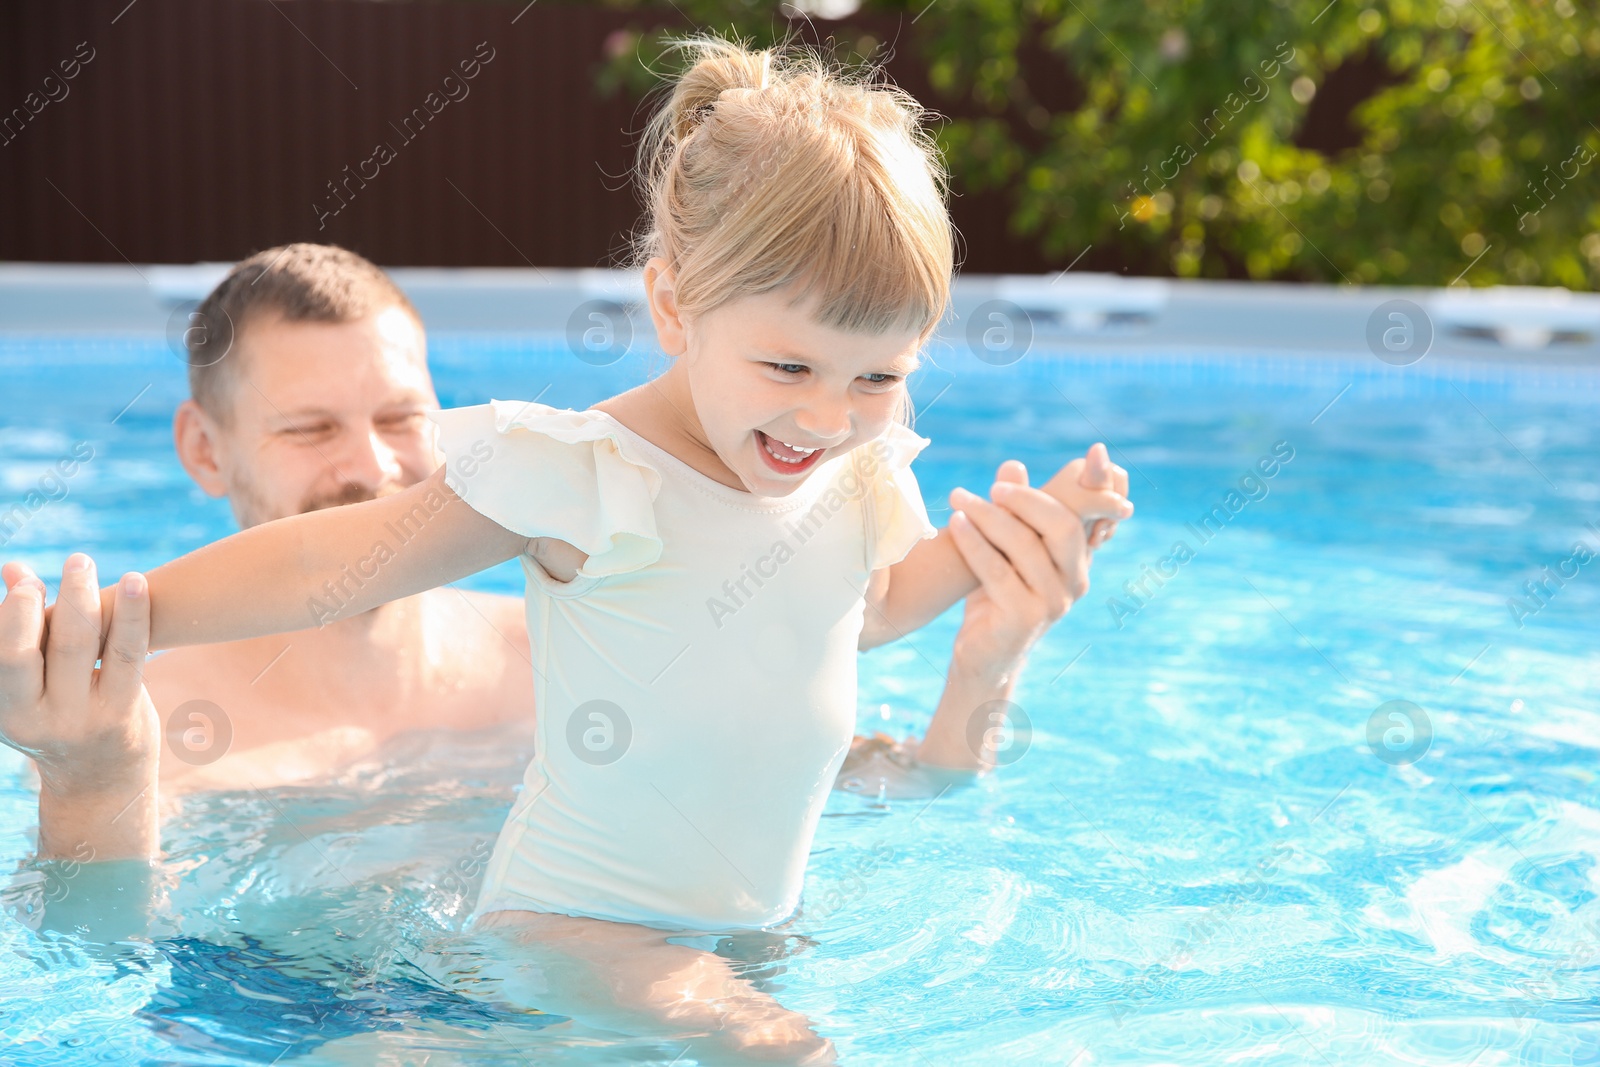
[{"left": 337, "top": 427, "right": 404, "bottom": 490}]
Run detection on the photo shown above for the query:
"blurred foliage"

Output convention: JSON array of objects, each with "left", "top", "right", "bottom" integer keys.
[{"left": 594, "top": 0, "right": 1600, "bottom": 288}]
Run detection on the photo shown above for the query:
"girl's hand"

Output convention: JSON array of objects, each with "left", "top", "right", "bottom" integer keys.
[
  {"left": 0, "top": 554, "right": 160, "bottom": 860},
  {"left": 1042, "top": 443, "right": 1131, "bottom": 550}
]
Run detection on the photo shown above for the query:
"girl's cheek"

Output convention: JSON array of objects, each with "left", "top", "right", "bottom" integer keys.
[{"left": 864, "top": 388, "right": 906, "bottom": 428}]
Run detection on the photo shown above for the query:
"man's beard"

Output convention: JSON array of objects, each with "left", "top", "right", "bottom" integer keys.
[
  {"left": 299, "top": 481, "right": 381, "bottom": 514},
  {"left": 229, "top": 472, "right": 388, "bottom": 529}
]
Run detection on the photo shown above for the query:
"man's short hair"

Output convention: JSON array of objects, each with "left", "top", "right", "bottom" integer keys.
[{"left": 188, "top": 243, "right": 421, "bottom": 425}]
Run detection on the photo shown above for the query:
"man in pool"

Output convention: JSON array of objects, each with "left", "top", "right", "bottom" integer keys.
[
  {"left": 0, "top": 242, "right": 1124, "bottom": 867},
  {"left": 45, "top": 245, "right": 537, "bottom": 797}
]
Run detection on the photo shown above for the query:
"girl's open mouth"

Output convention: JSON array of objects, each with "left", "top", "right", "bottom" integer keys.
[{"left": 756, "top": 430, "right": 827, "bottom": 475}]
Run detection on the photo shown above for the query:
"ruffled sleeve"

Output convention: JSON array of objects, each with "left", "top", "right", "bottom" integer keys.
[
  {"left": 853, "top": 420, "right": 939, "bottom": 572},
  {"left": 427, "top": 400, "right": 664, "bottom": 579}
]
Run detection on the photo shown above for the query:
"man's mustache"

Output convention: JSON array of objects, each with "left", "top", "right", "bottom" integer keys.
[{"left": 299, "top": 482, "right": 401, "bottom": 514}]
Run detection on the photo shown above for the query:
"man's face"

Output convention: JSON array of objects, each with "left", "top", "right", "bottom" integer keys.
[{"left": 207, "top": 305, "right": 440, "bottom": 528}]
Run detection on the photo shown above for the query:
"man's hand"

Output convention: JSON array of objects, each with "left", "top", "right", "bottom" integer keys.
[
  {"left": 944, "top": 460, "right": 1095, "bottom": 674},
  {"left": 904, "top": 448, "right": 1128, "bottom": 774},
  {"left": 0, "top": 554, "right": 160, "bottom": 860},
  {"left": 940, "top": 442, "right": 1130, "bottom": 668}
]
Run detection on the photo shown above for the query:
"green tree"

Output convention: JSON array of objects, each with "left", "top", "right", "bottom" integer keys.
[{"left": 598, "top": 0, "right": 1600, "bottom": 288}]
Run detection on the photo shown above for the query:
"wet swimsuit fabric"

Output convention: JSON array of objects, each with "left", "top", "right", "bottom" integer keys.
[{"left": 427, "top": 401, "right": 938, "bottom": 932}]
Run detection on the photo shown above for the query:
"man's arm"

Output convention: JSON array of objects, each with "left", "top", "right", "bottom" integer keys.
[
  {"left": 915, "top": 479, "right": 1088, "bottom": 770},
  {"left": 1, "top": 557, "right": 162, "bottom": 941},
  {"left": 2, "top": 557, "right": 160, "bottom": 861},
  {"left": 84, "top": 466, "right": 529, "bottom": 652},
  {"left": 842, "top": 469, "right": 1092, "bottom": 786}
]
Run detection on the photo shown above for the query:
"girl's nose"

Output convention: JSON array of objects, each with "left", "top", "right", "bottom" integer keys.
[{"left": 793, "top": 401, "right": 853, "bottom": 443}]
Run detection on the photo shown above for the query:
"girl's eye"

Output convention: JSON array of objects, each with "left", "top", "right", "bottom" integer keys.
[{"left": 763, "top": 363, "right": 902, "bottom": 387}]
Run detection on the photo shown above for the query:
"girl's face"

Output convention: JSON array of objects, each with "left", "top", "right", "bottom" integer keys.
[{"left": 644, "top": 262, "right": 924, "bottom": 497}]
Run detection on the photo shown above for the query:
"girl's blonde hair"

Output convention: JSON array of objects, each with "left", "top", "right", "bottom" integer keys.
[{"left": 633, "top": 35, "right": 955, "bottom": 346}]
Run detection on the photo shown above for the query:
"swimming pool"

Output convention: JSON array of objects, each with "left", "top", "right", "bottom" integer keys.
[{"left": 1, "top": 325, "right": 1597, "bottom": 1065}]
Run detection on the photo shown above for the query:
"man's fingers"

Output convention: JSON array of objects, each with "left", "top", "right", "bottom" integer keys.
[
  {"left": 1023, "top": 482, "right": 1130, "bottom": 525},
  {"left": 43, "top": 553, "right": 102, "bottom": 710},
  {"left": 956, "top": 488, "right": 1071, "bottom": 607},
  {"left": 3, "top": 561, "right": 35, "bottom": 591},
  {"left": 994, "top": 459, "right": 1028, "bottom": 488},
  {"left": 948, "top": 510, "right": 1030, "bottom": 607},
  {"left": 98, "top": 572, "right": 150, "bottom": 710},
  {"left": 1056, "top": 507, "right": 1092, "bottom": 601},
  {"left": 1028, "top": 493, "right": 1090, "bottom": 603},
  {"left": 0, "top": 570, "right": 48, "bottom": 711},
  {"left": 984, "top": 484, "right": 1090, "bottom": 577}
]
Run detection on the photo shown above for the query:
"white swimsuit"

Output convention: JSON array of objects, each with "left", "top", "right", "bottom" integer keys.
[{"left": 426, "top": 401, "right": 938, "bottom": 932}]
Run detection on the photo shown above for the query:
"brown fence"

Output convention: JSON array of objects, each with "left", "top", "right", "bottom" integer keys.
[{"left": 0, "top": 0, "right": 1071, "bottom": 273}]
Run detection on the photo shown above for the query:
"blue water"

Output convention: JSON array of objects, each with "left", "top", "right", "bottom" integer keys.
[{"left": 1, "top": 332, "right": 1597, "bottom": 1065}]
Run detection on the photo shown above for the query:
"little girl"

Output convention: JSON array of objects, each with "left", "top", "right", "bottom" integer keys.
[{"left": 78, "top": 35, "right": 1130, "bottom": 1060}]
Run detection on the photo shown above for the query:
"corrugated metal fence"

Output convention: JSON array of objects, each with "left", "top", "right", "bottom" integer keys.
[{"left": 0, "top": 0, "right": 1060, "bottom": 272}]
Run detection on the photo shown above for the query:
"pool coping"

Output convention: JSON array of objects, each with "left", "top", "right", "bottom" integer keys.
[{"left": 1, "top": 262, "right": 1597, "bottom": 367}]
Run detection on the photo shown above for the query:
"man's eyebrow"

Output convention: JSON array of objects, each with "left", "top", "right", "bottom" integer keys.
[
  {"left": 265, "top": 406, "right": 342, "bottom": 424},
  {"left": 265, "top": 394, "right": 432, "bottom": 424}
]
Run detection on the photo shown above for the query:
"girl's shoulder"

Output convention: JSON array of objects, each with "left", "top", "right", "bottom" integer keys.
[
  {"left": 427, "top": 401, "right": 663, "bottom": 579},
  {"left": 430, "top": 400, "right": 662, "bottom": 482}
]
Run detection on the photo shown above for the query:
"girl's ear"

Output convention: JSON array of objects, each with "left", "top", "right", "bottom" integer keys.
[
  {"left": 173, "top": 399, "right": 231, "bottom": 499},
  {"left": 642, "top": 257, "right": 688, "bottom": 356}
]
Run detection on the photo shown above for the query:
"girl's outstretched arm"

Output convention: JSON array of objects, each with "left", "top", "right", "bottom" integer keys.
[
  {"left": 862, "top": 445, "right": 1129, "bottom": 649},
  {"left": 101, "top": 466, "right": 529, "bottom": 651}
]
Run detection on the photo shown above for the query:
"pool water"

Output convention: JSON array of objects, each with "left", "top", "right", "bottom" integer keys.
[{"left": 1, "top": 332, "right": 1597, "bottom": 1065}]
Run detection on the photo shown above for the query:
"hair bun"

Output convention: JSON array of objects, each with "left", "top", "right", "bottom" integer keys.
[
  {"left": 662, "top": 38, "right": 774, "bottom": 142},
  {"left": 632, "top": 33, "right": 953, "bottom": 344}
]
